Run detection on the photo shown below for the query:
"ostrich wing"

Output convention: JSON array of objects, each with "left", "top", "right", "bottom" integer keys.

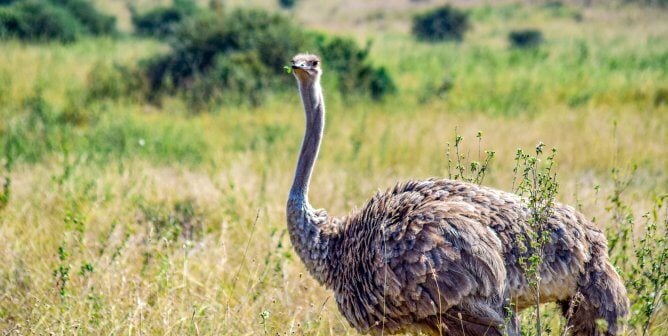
[
  {"left": 335, "top": 180, "right": 509, "bottom": 334},
  {"left": 380, "top": 198, "right": 507, "bottom": 321}
]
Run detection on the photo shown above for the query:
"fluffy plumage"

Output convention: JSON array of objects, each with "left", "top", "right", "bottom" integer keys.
[{"left": 286, "top": 54, "right": 628, "bottom": 336}]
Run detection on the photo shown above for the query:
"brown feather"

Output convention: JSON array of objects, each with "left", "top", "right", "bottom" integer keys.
[
  {"left": 286, "top": 54, "right": 628, "bottom": 336},
  {"left": 301, "top": 179, "right": 630, "bottom": 335}
]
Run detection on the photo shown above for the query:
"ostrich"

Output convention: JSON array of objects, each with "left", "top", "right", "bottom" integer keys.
[{"left": 286, "top": 54, "right": 628, "bottom": 335}]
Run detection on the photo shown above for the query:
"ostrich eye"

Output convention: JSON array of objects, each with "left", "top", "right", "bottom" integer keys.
[{"left": 312, "top": 60, "right": 319, "bottom": 66}]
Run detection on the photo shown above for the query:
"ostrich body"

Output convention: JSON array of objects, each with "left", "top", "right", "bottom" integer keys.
[{"left": 286, "top": 54, "right": 628, "bottom": 335}]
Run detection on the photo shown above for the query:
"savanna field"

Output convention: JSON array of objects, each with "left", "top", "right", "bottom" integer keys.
[{"left": 0, "top": 0, "right": 666, "bottom": 334}]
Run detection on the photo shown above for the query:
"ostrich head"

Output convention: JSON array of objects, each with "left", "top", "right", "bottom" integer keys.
[{"left": 291, "top": 54, "right": 322, "bottom": 84}]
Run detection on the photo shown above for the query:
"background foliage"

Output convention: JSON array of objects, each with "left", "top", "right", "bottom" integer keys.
[
  {"left": 412, "top": 5, "right": 471, "bottom": 42},
  {"left": 140, "top": 7, "right": 395, "bottom": 105},
  {"left": 0, "top": 0, "right": 114, "bottom": 41},
  {"left": 130, "top": 0, "right": 197, "bottom": 38}
]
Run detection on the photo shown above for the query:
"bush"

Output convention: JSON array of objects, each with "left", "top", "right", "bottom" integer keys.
[
  {"left": 209, "top": 52, "right": 272, "bottom": 105},
  {"left": 141, "top": 8, "right": 396, "bottom": 106},
  {"left": 0, "top": 0, "right": 115, "bottom": 41},
  {"left": 0, "top": 0, "right": 82, "bottom": 42},
  {"left": 0, "top": 7, "right": 20, "bottom": 38},
  {"left": 132, "top": 7, "right": 185, "bottom": 38},
  {"left": 50, "top": 0, "right": 115, "bottom": 35},
  {"left": 315, "top": 35, "right": 395, "bottom": 100},
  {"left": 131, "top": 0, "right": 196, "bottom": 38},
  {"left": 142, "top": 9, "right": 309, "bottom": 106},
  {"left": 509, "top": 29, "right": 544, "bottom": 49},
  {"left": 278, "top": 0, "right": 296, "bottom": 9},
  {"left": 412, "top": 6, "right": 470, "bottom": 42}
]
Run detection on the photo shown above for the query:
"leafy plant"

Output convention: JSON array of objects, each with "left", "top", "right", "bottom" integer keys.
[
  {"left": 412, "top": 5, "right": 471, "bottom": 42},
  {"left": 53, "top": 244, "right": 71, "bottom": 297},
  {"left": 278, "top": 0, "right": 296, "bottom": 10},
  {"left": 509, "top": 29, "right": 544, "bottom": 49},
  {"left": 315, "top": 35, "right": 396, "bottom": 100},
  {"left": 0, "top": 0, "right": 114, "bottom": 41},
  {"left": 53, "top": 209, "right": 86, "bottom": 298},
  {"left": 605, "top": 122, "right": 638, "bottom": 271},
  {"left": 142, "top": 9, "right": 307, "bottom": 106},
  {"left": 130, "top": 0, "right": 196, "bottom": 38},
  {"left": 627, "top": 196, "right": 667, "bottom": 335},
  {"left": 142, "top": 8, "right": 396, "bottom": 106},
  {"left": 0, "top": 0, "right": 81, "bottom": 42},
  {"left": 603, "top": 129, "right": 666, "bottom": 334},
  {"left": 50, "top": 0, "right": 115, "bottom": 35},
  {"left": 209, "top": 51, "right": 272, "bottom": 106},
  {"left": 513, "top": 143, "right": 559, "bottom": 336},
  {"left": 445, "top": 129, "right": 496, "bottom": 185}
]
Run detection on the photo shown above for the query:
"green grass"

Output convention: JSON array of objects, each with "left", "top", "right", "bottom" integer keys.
[{"left": 1, "top": 1, "right": 667, "bottom": 335}]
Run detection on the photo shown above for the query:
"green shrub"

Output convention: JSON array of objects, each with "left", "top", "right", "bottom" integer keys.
[
  {"left": 132, "top": 7, "right": 185, "bottom": 38},
  {"left": 315, "top": 35, "right": 395, "bottom": 100},
  {"left": 0, "top": 7, "right": 20, "bottom": 38},
  {"left": 131, "top": 0, "right": 196, "bottom": 38},
  {"left": 216, "top": 8, "right": 307, "bottom": 72},
  {"left": 142, "top": 9, "right": 309, "bottom": 106},
  {"left": 50, "top": 0, "right": 115, "bottom": 35},
  {"left": 141, "top": 8, "right": 396, "bottom": 106},
  {"left": 412, "top": 6, "right": 470, "bottom": 42},
  {"left": 509, "top": 29, "right": 544, "bottom": 49},
  {"left": 0, "top": 0, "right": 82, "bottom": 42},
  {"left": 210, "top": 52, "right": 271, "bottom": 106},
  {"left": 278, "top": 0, "right": 296, "bottom": 9},
  {"left": 0, "top": 0, "right": 115, "bottom": 41},
  {"left": 315, "top": 36, "right": 368, "bottom": 77},
  {"left": 654, "top": 88, "right": 668, "bottom": 107},
  {"left": 367, "top": 67, "right": 395, "bottom": 100}
]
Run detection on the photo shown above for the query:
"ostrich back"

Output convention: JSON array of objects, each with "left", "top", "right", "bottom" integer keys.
[{"left": 326, "top": 178, "right": 599, "bottom": 335}]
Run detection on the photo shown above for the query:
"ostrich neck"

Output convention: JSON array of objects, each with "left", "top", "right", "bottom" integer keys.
[
  {"left": 286, "top": 77, "right": 334, "bottom": 286},
  {"left": 290, "top": 79, "right": 324, "bottom": 201}
]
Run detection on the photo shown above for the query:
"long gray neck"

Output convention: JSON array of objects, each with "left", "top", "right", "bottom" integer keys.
[
  {"left": 289, "top": 78, "right": 324, "bottom": 203},
  {"left": 286, "top": 76, "right": 335, "bottom": 286}
]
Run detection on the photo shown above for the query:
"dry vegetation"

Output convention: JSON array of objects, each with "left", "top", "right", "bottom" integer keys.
[{"left": 1, "top": 0, "right": 667, "bottom": 335}]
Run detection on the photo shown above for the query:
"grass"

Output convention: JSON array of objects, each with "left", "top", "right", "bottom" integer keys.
[{"left": 1, "top": 1, "right": 667, "bottom": 335}]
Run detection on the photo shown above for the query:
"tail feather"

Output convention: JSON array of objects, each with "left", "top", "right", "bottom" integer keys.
[{"left": 563, "top": 231, "right": 629, "bottom": 336}]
